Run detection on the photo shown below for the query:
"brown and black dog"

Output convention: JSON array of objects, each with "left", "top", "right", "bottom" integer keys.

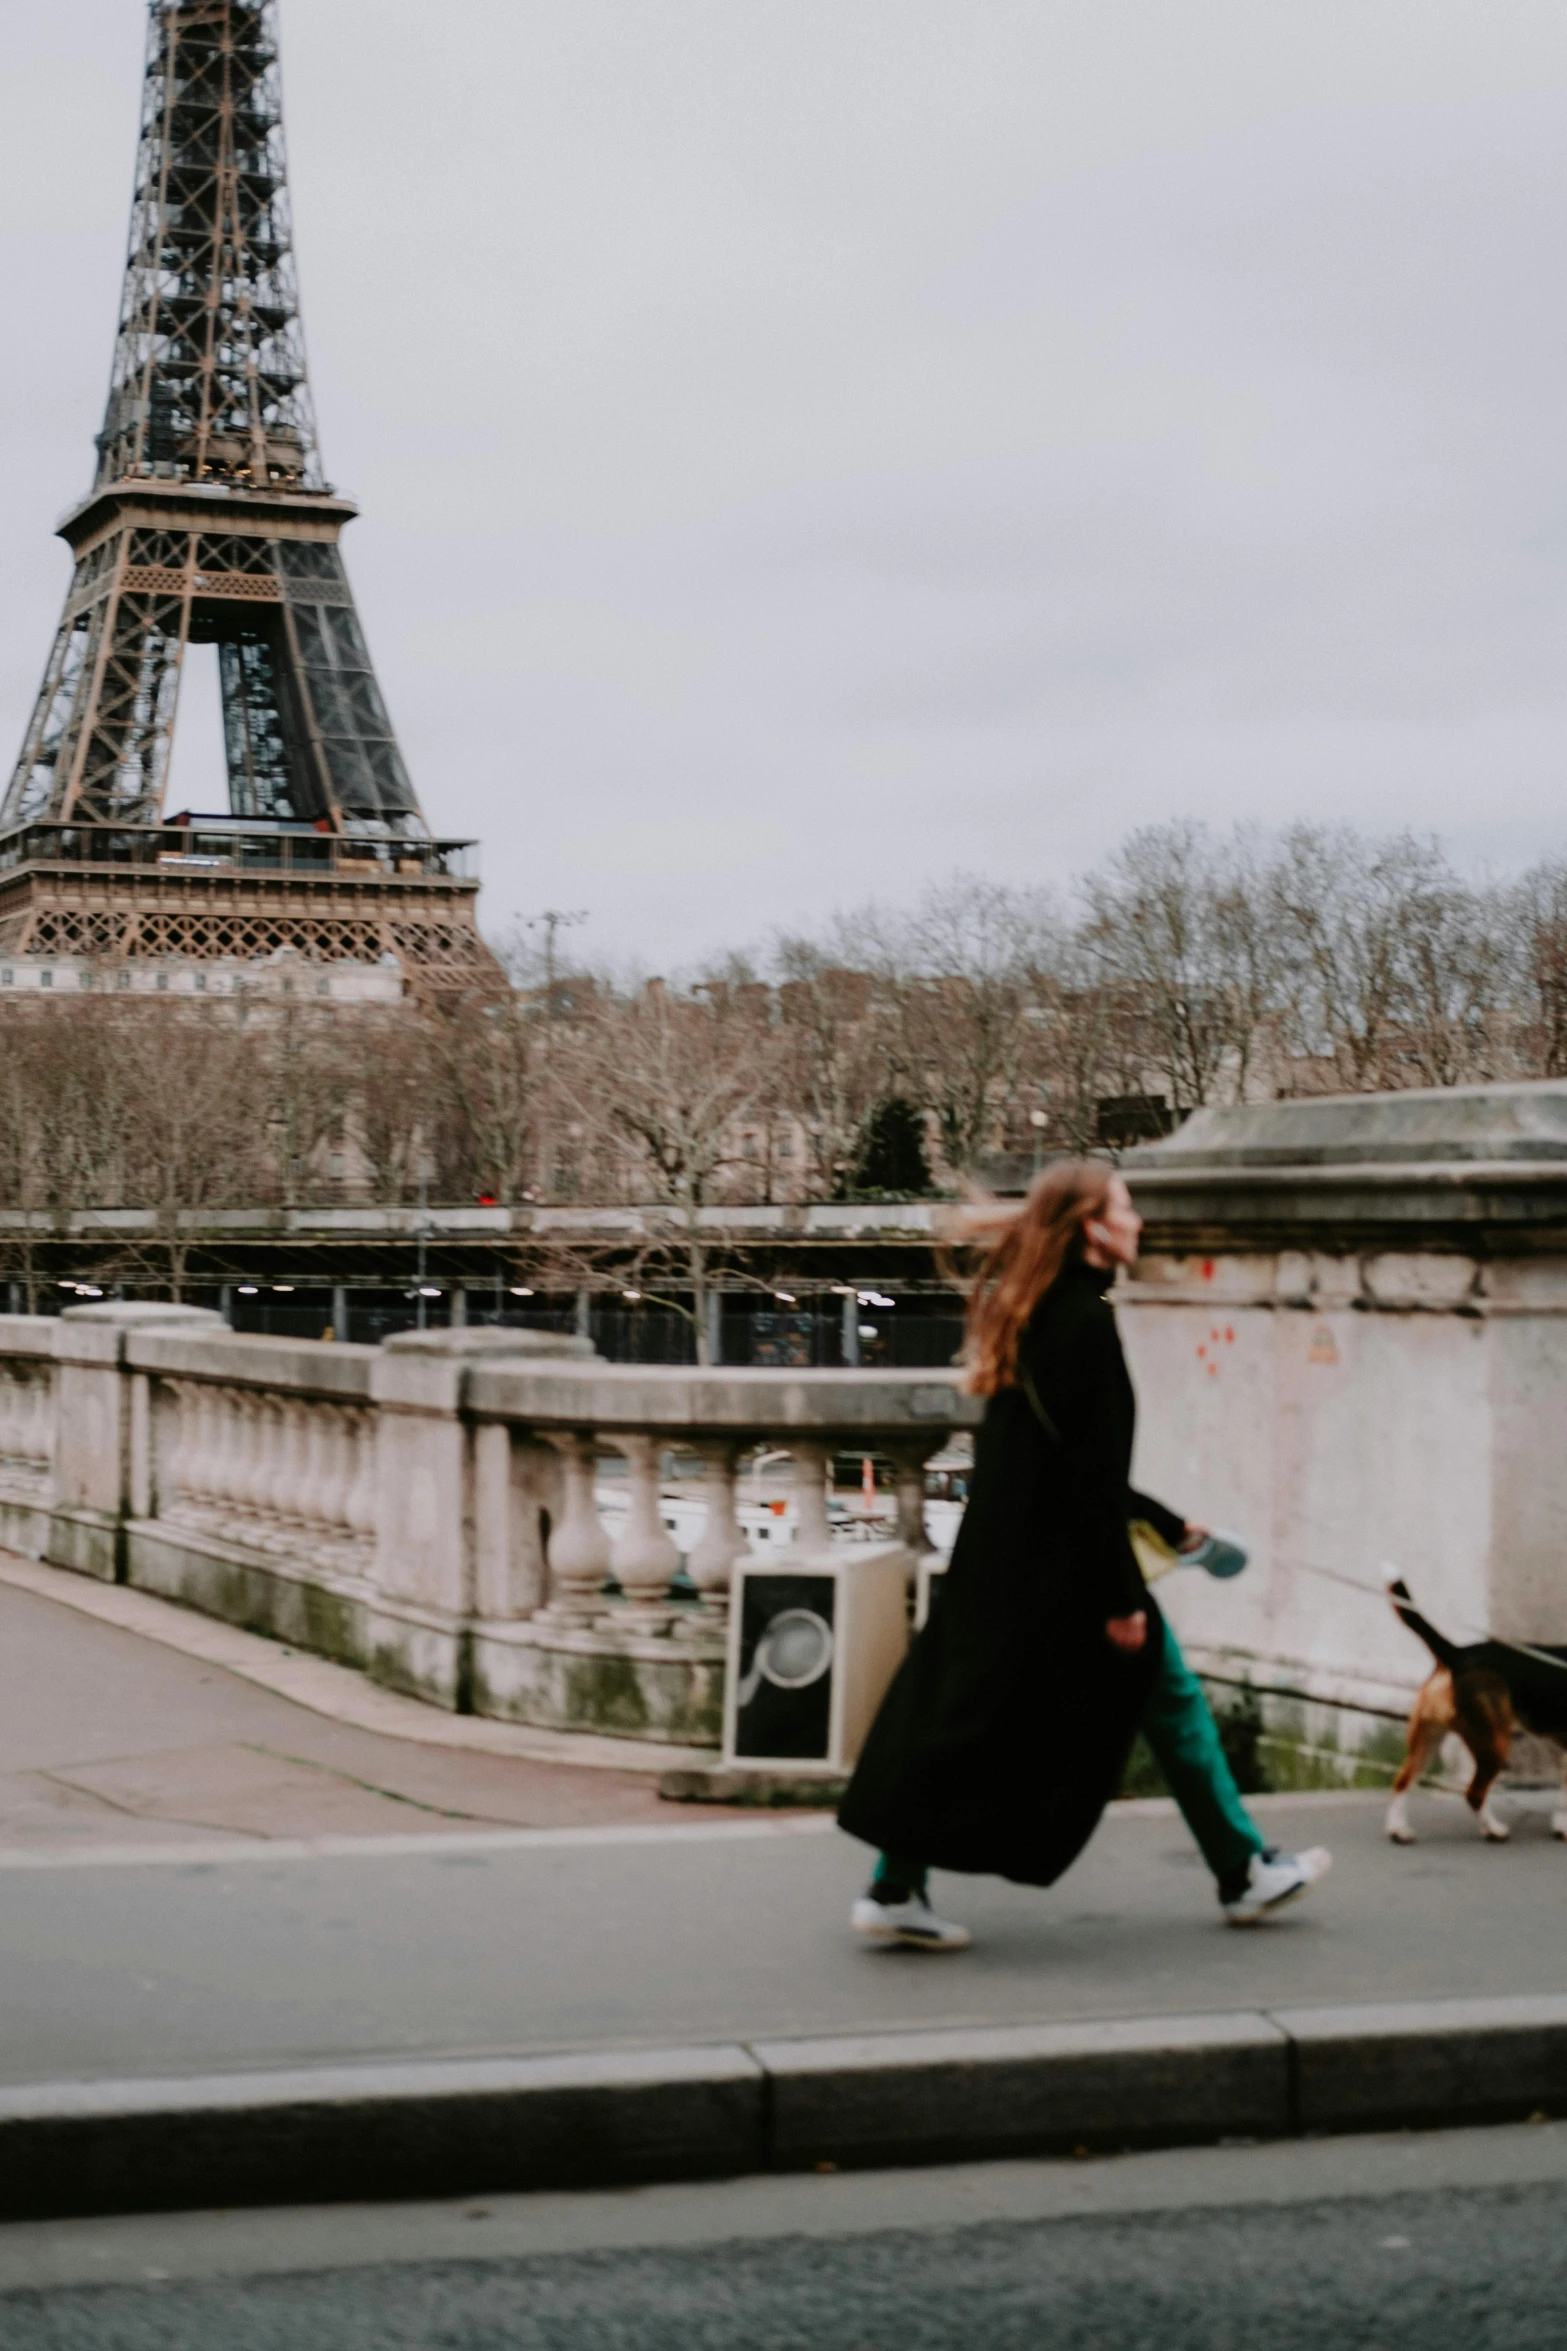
[{"left": 1386, "top": 1579, "right": 1567, "bottom": 1845}]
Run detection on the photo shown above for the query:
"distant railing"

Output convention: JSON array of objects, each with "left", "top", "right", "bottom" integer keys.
[{"left": 0, "top": 821, "right": 476, "bottom": 885}]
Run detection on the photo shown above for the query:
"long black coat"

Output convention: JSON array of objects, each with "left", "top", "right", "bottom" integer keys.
[{"left": 838, "top": 1257, "right": 1185, "bottom": 1887}]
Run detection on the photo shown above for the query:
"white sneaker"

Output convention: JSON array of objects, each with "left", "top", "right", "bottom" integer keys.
[
  {"left": 850, "top": 1892, "right": 972, "bottom": 1951},
  {"left": 1222, "top": 1845, "right": 1331, "bottom": 1926}
]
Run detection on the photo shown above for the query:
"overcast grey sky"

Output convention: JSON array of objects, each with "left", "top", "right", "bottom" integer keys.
[{"left": 2, "top": 2, "right": 1565, "bottom": 965}]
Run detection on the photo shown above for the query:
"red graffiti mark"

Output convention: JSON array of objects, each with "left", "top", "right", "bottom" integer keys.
[
  {"left": 1225, "top": 1326, "right": 1235, "bottom": 1344},
  {"left": 1201, "top": 1258, "right": 1215, "bottom": 1281}
]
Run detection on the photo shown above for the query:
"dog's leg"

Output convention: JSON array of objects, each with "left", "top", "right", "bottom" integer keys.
[
  {"left": 1387, "top": 1677, "right": 1450, "bottom": 1845},
  {"left": 1468, "top": 1748, "right": 1511, "bottom": 1841},
  {"left": 1477, "top": 1784, "right": 1512, "bottom": 1841},
  {"left": 1461, "top": 1679, "right": 1515, "bottom": 1841}
]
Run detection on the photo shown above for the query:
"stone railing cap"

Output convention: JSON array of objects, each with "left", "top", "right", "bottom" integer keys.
[
  {"left": 60, "top": 1302, "right": 225, "bottom": 1327},
  {"left": 1127, "top": 1080, "right": 1567, "bottom": 1172},
  {"left": 381, "top": 1328, "right": 597, "bottom": 1361}
]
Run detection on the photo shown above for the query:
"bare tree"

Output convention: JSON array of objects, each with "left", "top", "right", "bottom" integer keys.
[
  {"left": 1081, "top": 823, "right": 1266, "bottom": 1114},
  {"left": 773, "top": 947, "right": 889, "bottom": 1199},
  {"left": 552, "top": 980, "right": 790, "bottom": 1361},
  {"left": 435, "top": 990, "right": 540, "bottom": 1206},
  {"left": 898, "top": 876, "right": 1055, "bottom": 1175},
  {"left": 117, "top": 1009, "right": 263, "bottom": 1299},
  {"left": 353, "top": 1009, "right": 439, "bottom": 1205},
  {"left": 1506, "top": 859, "right": 1567, "bottom": 1079},
  {"left": 258, "top": 1000, "right": 349, "bottom": 1206},
  {"left": 1267, "top": 828, "right": 1492, "bottom": 1093}
]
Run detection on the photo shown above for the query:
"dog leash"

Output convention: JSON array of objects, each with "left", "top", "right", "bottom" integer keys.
[{"left": 1284, "top": 1557, "right": 1567, "bottom": 1678}]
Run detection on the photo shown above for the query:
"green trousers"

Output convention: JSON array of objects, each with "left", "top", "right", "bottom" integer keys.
[
  {"left": 873, "top": 1619, "right": 1264, "bottom": 1899},
  {"left": 1141, "top": 1620, "right": 1265, "bottom": 1885}
]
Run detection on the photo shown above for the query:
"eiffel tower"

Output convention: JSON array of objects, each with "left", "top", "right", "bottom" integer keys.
[{"left": 0, "top": 0, "right": 490, "bottom": 983}]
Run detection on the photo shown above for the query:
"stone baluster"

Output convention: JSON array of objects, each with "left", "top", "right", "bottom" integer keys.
[
  {"left": 887, "top": 1437, "right": 942, "bottom": 1560},
  {"left": 293, "top": 1401, "right": 327, "bottom": 1539},
  {"left": 606, "top": 1433, "right": 681, "bottom": 1632},
  {"left": 787, "top": 1439, "right": 834, "bottom": 1552},
  {"left": 343, "top": 1409, "right": 376, "bottom": 1551},
  {"left": 0, "top": 1374, "right": 17, "bottom": 1461},
  {"left": 192, "top": 1385, "right": 221, "bottom": 1524},
  {"left": 156, "top": 1381, "right": 188, "bottom": 1516},
  {"left": 683, "top": 1441, "right": 746, "bottom": 1623},
  {"left": 275, "top": 1398, "right": 310, "bottom": 1531},
  {"left": 186, "top": 1383, "right": 220, "bottom": 1521},
  {"left": 226, "top": 1390, "right": 259, "bottom": 1533},
  {"left": 317, "top": 1407, "right": 354, "bottom": 1552},
  {"left": 234, "top": 1392, "right": 269, "bottom": 1542},
  {"left": 318, "top": 1406, "right": 348, "bottom": 1538},
  {"left": 39, "top": 1377, "right": 55, "bottom": 1465},
  {"left": 247, "top": 1391, "right": 281, "bottom": 1538},
  {"left": 213, "top": 1389, "right": 248, "bottom": 1533},
  {"left": 541, "top": 1432, "right": 612, "bottom": 1625},
  {"left": 262, "top": 1394, "right": 297, "bottom": 1543},
  {"left": 159, "top": 1381, "right": 188, "bottom": 1516},
  {"left": 289, "top": 1402, "right": 325, "bottom": 1535},
  {"left": 190, "top": 1387, "right": 215, "bottom": 1519},
  {"left": 241, "top": 1391, "right": 275, "bottom": 1532}
]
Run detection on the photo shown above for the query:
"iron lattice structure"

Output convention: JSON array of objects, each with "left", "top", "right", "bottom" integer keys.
[{"left": 0, "top": 0, "right": 492, "bottom": 981}]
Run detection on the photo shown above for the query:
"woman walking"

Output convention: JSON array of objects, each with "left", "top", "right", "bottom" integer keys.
[{"left": 838, "top": 1159, "right": 1329, "bottom": 1949}]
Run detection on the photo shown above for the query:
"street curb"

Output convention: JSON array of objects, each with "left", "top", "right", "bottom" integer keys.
[
  {"left": 3, "top": 1994, "right": 1565, "bottom": 2222},
  {"left": 0, "top": 2048, "right": 767, "bottom": 2223},
  {"left": 755, "top": 2011, "right": 1289, "bottom": 2170}
]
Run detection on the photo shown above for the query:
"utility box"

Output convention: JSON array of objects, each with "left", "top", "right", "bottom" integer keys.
[{"left": 723, "top": 1543, "right": 911, "bottom": 1775}]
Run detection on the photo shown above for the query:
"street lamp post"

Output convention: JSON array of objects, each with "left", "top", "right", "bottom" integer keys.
[{"left": 526, "top": 908, "right": 588, "bottom": 1012}]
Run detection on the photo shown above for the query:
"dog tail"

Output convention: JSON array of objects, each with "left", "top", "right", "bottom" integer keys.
[{"left": 1386, "top": 1576, "right": 1463, "bottom": 1670}]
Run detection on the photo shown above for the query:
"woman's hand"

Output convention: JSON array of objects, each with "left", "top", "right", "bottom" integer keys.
[
  {"left": 1178, "top": 1522, "right": 1210, "bottom": 1554},
  {"left": 1106, "top": 1611, "right": 1148, "bottom": 1652}
]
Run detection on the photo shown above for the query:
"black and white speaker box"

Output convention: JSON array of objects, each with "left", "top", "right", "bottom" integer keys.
[{"left": 723, "top": 1542, "right": 911, "bottom": 1776}]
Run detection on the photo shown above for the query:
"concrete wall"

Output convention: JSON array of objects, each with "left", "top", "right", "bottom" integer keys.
[{"left": 1122, "top": 1080, "right": 1567, "bottom": 1779}]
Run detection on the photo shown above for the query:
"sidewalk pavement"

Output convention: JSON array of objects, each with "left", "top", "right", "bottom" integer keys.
[
  {"left": 2, "top": 1551, "right": 1564, "bottom": 2217},
  {"left": 0, "top": 1559, "right": 724, "bottom": 1850}
]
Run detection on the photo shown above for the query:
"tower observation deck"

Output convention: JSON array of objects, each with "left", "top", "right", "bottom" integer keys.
[{"left": 0, "top": 0, "right": 492, "bottom": 982}]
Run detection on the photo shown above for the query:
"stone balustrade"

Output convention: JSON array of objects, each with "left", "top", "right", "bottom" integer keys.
[
  {"left": 0, "top": 1317, "right": 56, "bottom": 1557},
  {"left": 157, "top": 1377, "right": 378, "bottom": 1571},
  {"left": 0, "top": 1306, "right": 979, "bottom": 1753}
]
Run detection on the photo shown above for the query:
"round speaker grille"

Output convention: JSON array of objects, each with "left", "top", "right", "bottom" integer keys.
[{"left": 756, "top": 1607, "right": 835, "bottom": 1689}]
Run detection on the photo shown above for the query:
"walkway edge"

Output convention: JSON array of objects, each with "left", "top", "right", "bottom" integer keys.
[
  {"left": 0, "top": 1551, "right": 715, "bottom": 1774},
  {"left": 0, "top": 1551, "right": 1391, "bottom": 1819},
  {"left": 3, "top": 1995, "right": 1565, "bottom": 2222}
]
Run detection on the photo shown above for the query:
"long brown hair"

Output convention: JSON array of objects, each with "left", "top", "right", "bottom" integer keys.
[{"left": 954, "top": 1158, "right": 1115, "bottom": 1396}]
